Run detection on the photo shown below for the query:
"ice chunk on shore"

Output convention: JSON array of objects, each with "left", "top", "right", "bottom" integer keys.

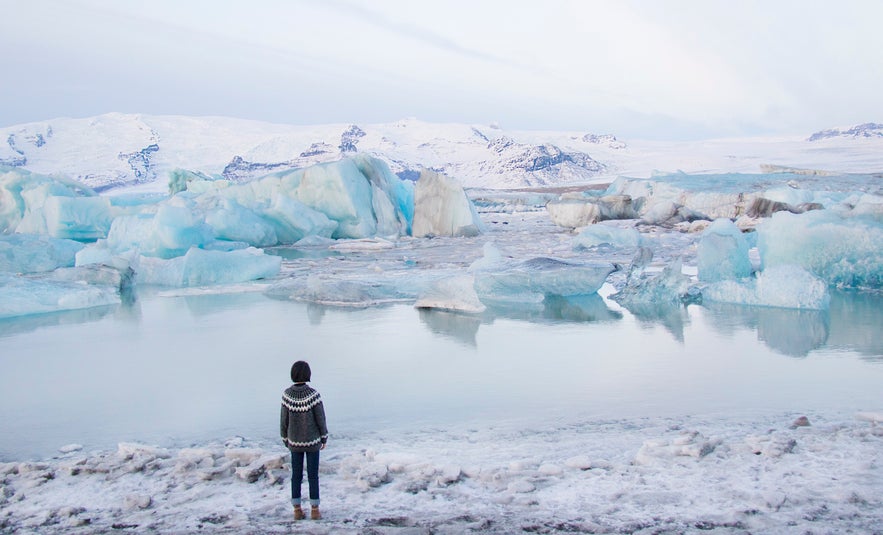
[
  {"left": 702, "top": 265, "right": 830, "bottom": 310},
  {"left": 135, "top": 247, "right": 281, "bottom": 287},
  {"left": 0, "top": 272, "right": 121, "bottom": 319},
  {"left": 758, "top": 210, "right": 883, "bottom": 289},
  {"left": 0, "top": 234, "right": 84, "bottom": 273},
  {"left": 473, "top": 256, "right": 616, "bottom": 303},
  {"left": 412, "top": 170, "right": 483, "bottom": 237},
  {"left": 697, "top": 219, "right": 752, "bottom": 282}
]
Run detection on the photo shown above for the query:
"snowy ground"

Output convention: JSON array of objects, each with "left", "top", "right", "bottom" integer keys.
[{"left": 2, "top": 411, "right": 881, "bottom": 534}]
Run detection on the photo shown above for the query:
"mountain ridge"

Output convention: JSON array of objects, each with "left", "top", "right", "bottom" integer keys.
[{"left": 2, "top": 113, "right": 882, "bottom": 192}]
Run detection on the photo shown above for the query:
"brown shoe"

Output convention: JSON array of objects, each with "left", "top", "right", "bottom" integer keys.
[
  {"left": 310, "top": 506, "right": 321, "bottom": 520},
  {"left": 293, "top": 505, "right": 305, "bottom": 520}
]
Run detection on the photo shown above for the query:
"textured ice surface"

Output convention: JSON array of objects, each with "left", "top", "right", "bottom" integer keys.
[
  {"left": 414, "top": 275, "right": 486, "bottom": 314},
  {"left": 758, "top": 210, "right": 883, "bottom": 289},
  {"left": 0, "top": 166, "right": 106, "bottom": 238},
  {"left": 696, "top": 218, "right": 752, "bottom": 282},
  {"left": 703, "top": 265, "right": 831, "bottom": 310},
  {"left": 134, "top": 247, "right": 281, "bottom": 287},
  {"left": 573, "top": 223, "right": 642, "bottom": 250},
  {"left": 0, "top": 234, "right": 83, "bottom": 273},
  {"left": 472, "top": 250, "right": 616, "bottom": 303},
  {"left": 0, "top": 272, "right": 121, "bottom": 319},
  {"left": 411, "top": 169, "right": 483, "bottom": 237}
]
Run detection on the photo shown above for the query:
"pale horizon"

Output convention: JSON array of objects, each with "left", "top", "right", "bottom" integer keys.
[{"left": 1, "top": 0, "right": 881, "bottom": 140}]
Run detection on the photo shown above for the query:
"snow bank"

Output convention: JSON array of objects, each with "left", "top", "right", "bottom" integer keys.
[{"left": 1, "top": 414, "right": 880, "bottom": 534}]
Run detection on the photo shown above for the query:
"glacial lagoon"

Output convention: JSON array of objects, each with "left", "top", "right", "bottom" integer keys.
[{"left": 1, "top": 286, "right": 881, "bottom": 461}]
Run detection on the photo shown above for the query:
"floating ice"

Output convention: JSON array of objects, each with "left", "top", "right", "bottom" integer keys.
[
  {"left": 414, "top": 275, "right": 486, "bottom": 314},
  {"left": 546, "top": 194, "right": 636, "bottom": 228},
  {"left": 411, "top": 169, "right": 483, "bottom": 237},
  {"left": 266, "top": 274, "right": 413, "bottom": 307},
  {"left": 757, "top": 210, "right": 883, "bottom": 289},
  {"left": 134, "top": 247, "right": 281, "bottom": 287},
  {"left": 702, "top": 265, "right": 830, "bottom": 310},
  {"left": 696, "top": 219, "right": 752, "bottom": 282},
  {"left": 573, "top": 223, "right": 642, "bottom": 250},
  {"left": 472, "top": 250, "right": 616, "bottom": 304},
  {"left": 0, "top": 234, "right": 84, "bottom": 273},
  {"left": 0, "top": 272, "right": 121, "bottom": 319},
  {"left": 203, "top": 198, "right": 277, "bottom": 247},
  {"left": 0, "top": 166, "right": 108, "bottom": 238}
]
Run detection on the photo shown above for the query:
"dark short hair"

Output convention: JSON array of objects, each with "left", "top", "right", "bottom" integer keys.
[{"left": 290, "top": 361, "right": 311, "bottom": 383}]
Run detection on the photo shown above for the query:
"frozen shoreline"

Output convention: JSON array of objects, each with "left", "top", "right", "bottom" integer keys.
[{"left": 2, "top": 411, "right": 881, "bottom": 534}]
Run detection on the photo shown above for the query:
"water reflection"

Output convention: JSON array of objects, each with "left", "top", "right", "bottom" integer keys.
[
  {"left": 827, "top": 290, "right": 883, "bottom": 360},
  {"left": 702, "top": 302, "right": 829, "bottom": 357},
  {"left": 619, "top": 301, "right": 691, "bottom": 342},
  {"left": 418, "top": 309, "right": 484, "bottom": 346},
  {"left": 0, "top": 305, "right": 119, "bottom": 338}
]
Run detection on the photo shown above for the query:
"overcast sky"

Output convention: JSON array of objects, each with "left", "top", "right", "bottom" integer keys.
[{"left": 1, "top": 0, "right": 880, "bottom": 139}]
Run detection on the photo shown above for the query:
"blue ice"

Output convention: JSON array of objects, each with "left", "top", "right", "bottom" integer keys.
[
  {"left": 697, "top": 219, "right": 752, "bottom": 282},
  {"left": 758, "top": 210, "right": 883, "bottom": 289},
  {"left": 0, "top": 234, "right": 84, "bottom": 273}
]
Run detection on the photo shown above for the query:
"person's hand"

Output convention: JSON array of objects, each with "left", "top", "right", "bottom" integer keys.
[{"left": 320, "top": 442, "right": 326, "bottom": 450}]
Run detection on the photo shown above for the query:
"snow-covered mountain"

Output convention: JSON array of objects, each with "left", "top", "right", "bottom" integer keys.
[{"left": 2, "top": 113, "right": 882, "bottom": 192}]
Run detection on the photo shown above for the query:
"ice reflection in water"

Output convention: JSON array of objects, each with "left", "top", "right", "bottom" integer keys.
[{"left": 0, "top": 289, "right": 881, "bottom": 460}]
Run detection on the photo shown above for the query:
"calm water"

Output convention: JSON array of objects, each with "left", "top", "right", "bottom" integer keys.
[{"left": 1, "top": 288, "right": 881, "bottom": 460}]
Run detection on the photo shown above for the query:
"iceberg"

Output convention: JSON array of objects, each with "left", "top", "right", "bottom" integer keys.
[
  {"left": 412, "top": 170, "right": 483, "bottom": 237},
  {"left": 546, "top": 195, "right": 636, "bottom": 228},
  {"left": 696, "top": 219, "right": 752, "bottom": 282},
  {"left": 472, "top": 250, "right": 616, "bottom": 304},
  {"left": 573, "top": 224, "right": 642, "bottom": 250},
  {"left": 203, "top": 198, "right": 277, "bottom": 247},
  {"left": 0, "top": 166, "right": 107, "bottom": 238},
  {"left": 266, "top": 275, "right": 412, "bottom": 307},
  {"left": 612, "top": 256, "right": 695, "bottom": 308},
  {"left": 757, "top": 210, "right": 883, "bottom": 289},
  {"left": 135, "top": 247, "right": 281, "bottom": 287},
  {"left": 702, "top": 265, "right": 830, "bottom": 310},
  {"left": 415, "top": 275, "right": 486, "bottom": 314},
  {"left": 0, "top": 272, "right": 121, "bottom": 319},
  {"left": 0, "top": 234, "right": 84, "bottom": 273}
]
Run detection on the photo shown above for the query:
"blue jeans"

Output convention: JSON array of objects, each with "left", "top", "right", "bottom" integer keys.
[{"left": 290, "top": 450, "right": 320, "bottom": 506}]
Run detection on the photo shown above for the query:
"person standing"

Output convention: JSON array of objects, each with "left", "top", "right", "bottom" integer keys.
[{"left": 280, "top": 360, "right": 328, "bottom": 520}]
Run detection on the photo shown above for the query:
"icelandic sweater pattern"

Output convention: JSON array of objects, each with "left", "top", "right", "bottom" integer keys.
[{"left": 280, "top": 384, "right": 328, "bottom": 452}]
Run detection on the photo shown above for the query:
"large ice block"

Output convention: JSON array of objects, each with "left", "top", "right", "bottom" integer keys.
[
  {"left": 697, "top": 219, "right": 752, "bottom": 282},
  {"left": 135, "top": 247, "right": 281, "bottom": 287},
  {"left": 702, "top": 265, "right": 830, "bottom": 310},
  {"left": 0, "top": 272, "right": 121, "bottom": 319},
  {"left": 412, "top": 170, "right": 483, "bottom": 237},
  {"left": 573, "top": 224, "right": 642, "bottom": 250},
  {"left": 1, "top": 166, "right": 105, "bottom": 238},
  {"left": 473, "top": 255, "right": 616, "bottom": 303},
  {"left": 757, "top": 210, "right": 883, "bottom": 289},
  {"left": 0, "top": 234, "right": 84, "bottom": 273}
]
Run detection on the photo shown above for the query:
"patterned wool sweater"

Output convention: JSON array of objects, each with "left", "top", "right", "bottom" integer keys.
[{"left": 280, "top": 383, "right": 328, "bottom": 452}]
